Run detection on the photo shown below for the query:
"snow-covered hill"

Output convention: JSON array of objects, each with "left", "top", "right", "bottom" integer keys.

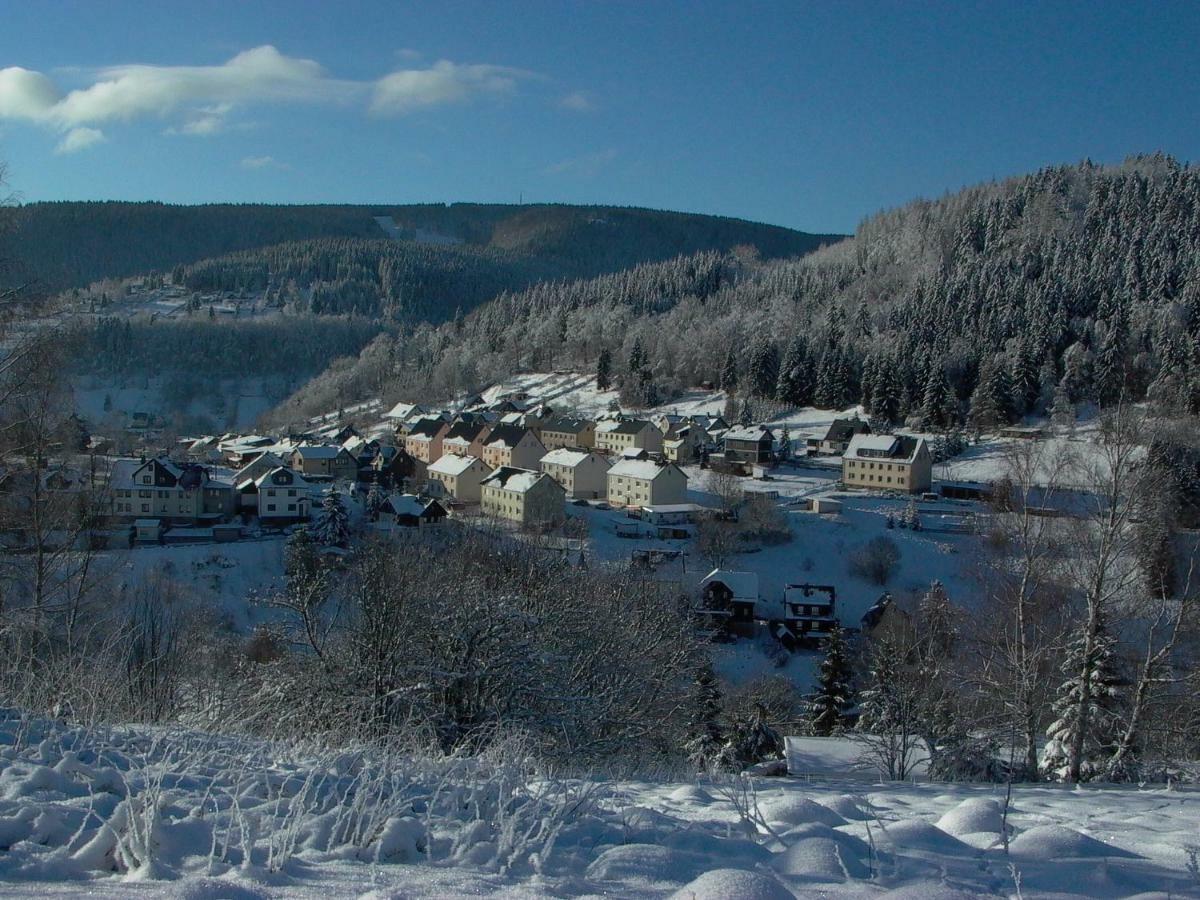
[{"left": 1, "top": 711, "right": 1197, "bottom": 898}]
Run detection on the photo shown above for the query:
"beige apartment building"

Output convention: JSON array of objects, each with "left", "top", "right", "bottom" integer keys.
[
  {"left": 539, "top": 448, "right": 610, "bottom": 499},
  {"left": 841, "top": 434, "right": 932, "bottom": 493}
]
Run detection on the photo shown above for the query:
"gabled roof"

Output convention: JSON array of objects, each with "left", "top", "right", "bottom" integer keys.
[
  {"left": 383, "top": 493, "right": 444, "bottom": 518},
  {"left": 724, "top": 425, "right": 775, "bottom": 443},
  {"left": 699, "top": 569, "right": 759, "bottom": 601},
  {"left": 443, "top": 420, "right": 489, "bottom": 443},
  {"left": 428, "top": 453, "right": 485, "bottom": 477},
  {"left": 823, "top": 418, "right": 871, "bottom": 443},
  {"left": 607, "top": 419, "right": 654, "bottom": 436},
  {"left": 541, "top": 447, "right": 608, "bottom": 468},
  {"left": 481, "top": 466, "right": 558, "bottom": 494},
  {"left": 541, "top": 416, "right": 593, "bottom": 435},
  {"left": 383, "top": 401, "right": 427, "bottom": 420},
  {"left": 483, "top": 424, "right": 533, "bottom": 450},
  {"left": 292, "top": 444, "right": 346, "bottom": 460},
  {"left": 844, "top": 433, "right": 924, "bottom": 463},
  {"left": 253, "top": 466, "right": 310, "bottom": 489},
  {"left": 406, "top": 418, "right": 448, "bottom": 440},
  {"left": 608, "top": 459, "right": 683, "bottom": 481}
]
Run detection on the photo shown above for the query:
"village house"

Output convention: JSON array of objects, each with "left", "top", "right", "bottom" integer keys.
[
  {"left": 382, "top": 401, "right": 428, "bottom": 422},
  {"left": 811, "top": 418, "right": 871, "bottom": 456},
  {"left": 842, "top": 433, "right": 932, "bottom": 493},
  {"left": 232, "top": 452, "right": 286, "bottom": 513},
  {"left": 782, "top": 583, "right": 838, "bottom": 644},
  {"left": 697, "top": 569, "right": 758, "bottom": 636},
  {"left": 111, "top": 456, "right": 235, "bottom": 524},
  {"left": 377, "top": 494, "right": 447, "bottom": 529},
  {"left": 538, "top": 416, "right": 596, "bottom": 450},
  {"left": 723, "top": 425, "right": 776, "bottom": 466},
  {"left": 394, "top": 411, "right": 448, "bottom": 440},
  {"left": 404, "top": 417, "right": 452, "bottom": 465},
  {"left": 480, "top": 466, "right": 566, "bottom": 527},
  {"left": 663, "top": 421, "right": 709, "bottom": 464},
  {"left": 251, "top": 466, "right": 314, "bottom": 524},
  {"left": 218, "top": 435, "right": 274, "bottom": 467},
  {"left": 594, "top": 418, "right": 663, "bottom": 456},
  {"left": 368, "top": 446, "right": 416, "bottom": 489},
  {"left": 606, "top": 458, "right": 688, "bottom": 507},
  {"left": 481, "top": 424, "right": 547, "bottom": 470},
  {"left": 440, "top": 418, "right": 493, "bottom": 458},
  {"left": 427, "top": 453, "right": 491, "bottom": 503},
  {"left": 289, "top": 445, "right": 358, "bottom": 481},
  {"left": 539, "top": 447, "right": 610, "bottom": 499}
]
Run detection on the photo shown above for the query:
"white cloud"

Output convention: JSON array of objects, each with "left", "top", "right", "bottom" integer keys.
[
  {"left": 559, "top": 91, "right": 593, "bottom": 112},
  {"left": 545, "top": 148, "right": 617, "bottom": 178},
  {"left": 240, "top": 155, "right": 284, "bottom": 170},
  {"left": 55, "top": 126, "right": 105, "bottom": 154},
  {"left": 0, "top": 46, "right": 534, "bottom": 152},
  {"left": 370, "top": 60, "right": 528, "bottom": 116}
]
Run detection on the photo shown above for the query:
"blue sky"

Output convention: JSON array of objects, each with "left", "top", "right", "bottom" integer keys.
[{"left": 0, "top": 1, "right": 1197, "bottom": 234}]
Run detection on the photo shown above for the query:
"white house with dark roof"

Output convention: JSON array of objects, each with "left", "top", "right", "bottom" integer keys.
[
  {"left": 427, "top": 453, "right": 491, "bottom": 503},
  {"left": 594, "top": 419, "right": 663, "bottom": 455},
  {"left": 252, "top": 466, "right": 315, "bottom": 523},
  {"left": 606, "top": 458, "right": 688, "bottom": 507},
  {"left": 111, "top": 455, "right": 235, "bottom": 523},
  {"left": 842, "top": 433, "right": 932, "bottom": 493},
  {"left": 481, "top": 425, "right": 546, "bottom": 471},
  {"left": 539, "top": 447, "right": 610, "bottom": 499},
  {"left": 377, "top": 493, "right": 447, "bottom": 529},
  {"left": 480, "top": 466, "right": 565, "bottom": 527}
]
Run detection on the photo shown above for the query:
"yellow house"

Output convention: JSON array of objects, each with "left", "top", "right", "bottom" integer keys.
[
  {"left": 427, "top": 453, "right": 491, "bottom": 503},
  {"left": 540, "top": 447, "right": 610, "bottom": 499},
  {"left": 606, "top": 458, "right": 688, "bottom": 507},
  {"left": 480, "top": 466, "right": 566, "bottom": 527},
  {"left": 481, "top": 425, "right": 546, "bottom": 470},
  {"left": 595, "top": 419, "right": 663, "bottom": 455},
  {"left": 841, "top": 434, "right": 932, "bottom": 493},
  {"left": 539, "top": 417, "right": 597, "bottom": 450}
]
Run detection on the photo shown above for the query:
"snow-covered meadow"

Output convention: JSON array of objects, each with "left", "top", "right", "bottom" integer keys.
[{"left": 1, "top": 711, "right": 1198, "bottom": 898}]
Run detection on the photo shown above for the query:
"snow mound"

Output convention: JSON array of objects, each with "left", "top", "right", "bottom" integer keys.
[
  {"left": 759, "top": 795, "right": 847, "bottom": 828},
  {"left": 818, "top": 793, "right": 872, "bottom": 821},
  {"left": 776, "top": 822, "right": 872, "bottom": 856},
  {"left": 772, "top": 836, "right": 870, "bottom": 882},
  {"left": 586, "top": 844, "right": 699, "bottom": 884},
  {"left": 669, "top": 868, "right": 796, "bottom": 900},
  {"left": 667, "top": 784, "right": 714, "bottom": 804},
  {"left": 1009, "top": 824, "right": 1140, "bottom": 860},
  {"left": 176, "top": 879, "right": 273, "bottom": 900},
  {"left": 881, "top": 819, "right": 973, "bottom": 854},
  {"left": 877, "top": 884, "right": 987, "bottom": 899},
  {"left": 935, "top": 797, "right": 1005, "bottom": 836}
]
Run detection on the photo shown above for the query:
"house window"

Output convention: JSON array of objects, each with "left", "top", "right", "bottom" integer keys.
[
  {"left": 141, "top": 504, "right": 149, "bottom": 512},
  {"left": 142, "top": 476, "right": 152, "bottom": 484},
  {"left": 287, "top": 504, "right": 296, "bottom": 512},
  {"left": 139, "top": 490, "right": 151, "bottom": 498},
  {"left": 267, "top": 504, "right": 276, "bottom": 512}
]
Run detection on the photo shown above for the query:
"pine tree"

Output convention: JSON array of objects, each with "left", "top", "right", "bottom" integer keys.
[
  {"left": 364, "top": 483, "right": 385, "bottom": 521},
  {"left": 921, "top": 366, "right": 955, "bottom": 431},
  {"left": 720, "top": 348, "right": 739, "bottom": 394},
  {"left": 1042, "top": 612, "right": 1123, "bottom": 782},
  {"left": 596, "top": 347, "right": 612, "bottom": 391},
  {"left": 627, "top": 337, "right": 645, "bottom": 375},
  {"left": 775, "top": 337, "right": 807, "bottom": 405},
  {"left": 725, "top": 702, "right": 783, "bottom": 766},
  {"left": 810, "top": 624, "right": 853, "bottom": 736},
  {"left": 311, "top": 490, "right": 351, "bottom": 547},
  {"left": 684, "top": 664, "right": 726, "bottom": 769},
  {"left": 747, "top": 339, "right": 779, "bottom": 399},
  {"left": 777, "top": 424, "right": 792, "bottom": 461}
]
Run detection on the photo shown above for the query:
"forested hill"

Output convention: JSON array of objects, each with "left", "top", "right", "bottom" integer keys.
[
  {"left": 272, "top": 153, "right": 1200, "bottom": 426},
  {"left": 0, "top": 200, "right": 839, "bottom": 295}
]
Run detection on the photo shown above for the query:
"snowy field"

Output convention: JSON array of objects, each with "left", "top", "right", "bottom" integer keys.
[{"left": 1, "top": 712, "right": 1197, "bottom": 898}]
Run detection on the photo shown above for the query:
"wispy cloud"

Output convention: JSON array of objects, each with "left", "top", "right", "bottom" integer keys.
[
  {"left": 559, "top": 91, "right": 593, "bottom": 112},
  {"left": 239, "top": 154, "right": 287, "bottom": 170},
  {"left": 55, "top": 126, "right": 104, "bottom": 154},
  {"left": 0, "top": 45, "right": 537, "bottom": 152},
  {"left": 545, "top": 148, "right": 618, "bottom": 178}
]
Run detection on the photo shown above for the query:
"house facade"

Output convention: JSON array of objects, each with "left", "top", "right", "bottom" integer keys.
[
  {"left": 378, "top": 494, "right": 447, "bottom": 529},
  {"left": 842, "top": 434, "right": 932, "bottom": 493},
  {"left": 594, "top": 419, "right": 663, "bottom": 455},
  {"left": 663, "top": 422, "right": 708, "bottom": 464},
  {"left": 440, "top": 419, "right": 493, "bottom": 459},
  {"left": 539, "top": 417, "right": 596, "bottom": 450},
  {"left": 252, "top": 467, "right": 313, "bottom": 523},
  {"left": 404, "top": 419, "right": 452, "bottom": 464},
  {"left": 539, "top": 448, "right": 610, "bottom": 499},
  {"left": 481, "top": 425, "right": 546, "bottom": 471},
  {"left": 723, "top": 425, "right": 775, "bottom": 466},
  {"left": 112, "top": 456, "right": 235, "bottom": 523},
  {"left": 814, "top": 418, "right": 871, "bottom": 456},
  {"left": 290, "top": 445, "right": 358, "bottom": 480},
  {"left": 427, "top": 453, "right": 491, "bottom": 503},
  {"left": 480, "top": 466, "right": 566, "bottom": 527},
  {"left": 606, "top": 459, "right": 688, "bottom": 507}
]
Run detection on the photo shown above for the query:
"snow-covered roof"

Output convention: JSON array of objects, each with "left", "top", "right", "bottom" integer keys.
[
  {"left": 484, "top": 424, "right": 531, "bottom": 450},
  {"left": 844, "top": 433, "right": 924, "bottom": 463},
  {"left": 108, "top": 458, "right": 142, "bottom": 490},
  {"left": 428, "top": 454, "right": 484, "bottom": 477},
  {"left": 699, "top": 568, "right": 759, "bottom": 601},
  {"left": 481, "top": 466, "right": 555, "bottom": 494},
  {"left": 608, "top": 459, "right": 682, "bottom": 481},
  {"left": 383, "top": 401, "right": 426, "bottom": 420},
  {"left": 724, "top": 425, "right": 774, "bottom": 443},
  {"left": 383, "top": 493, "right": 436, "bottom": 517},
  {"left": 253, "top": 466, "right": 310, "bottom": 489},
  {"left": 541, "top": 448, "right": 606, "bottom": 468}
]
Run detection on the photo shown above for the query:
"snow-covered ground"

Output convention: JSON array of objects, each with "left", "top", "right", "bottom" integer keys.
[{"left": 1, "top": 711, "right": 1197, "bottom": 898}]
